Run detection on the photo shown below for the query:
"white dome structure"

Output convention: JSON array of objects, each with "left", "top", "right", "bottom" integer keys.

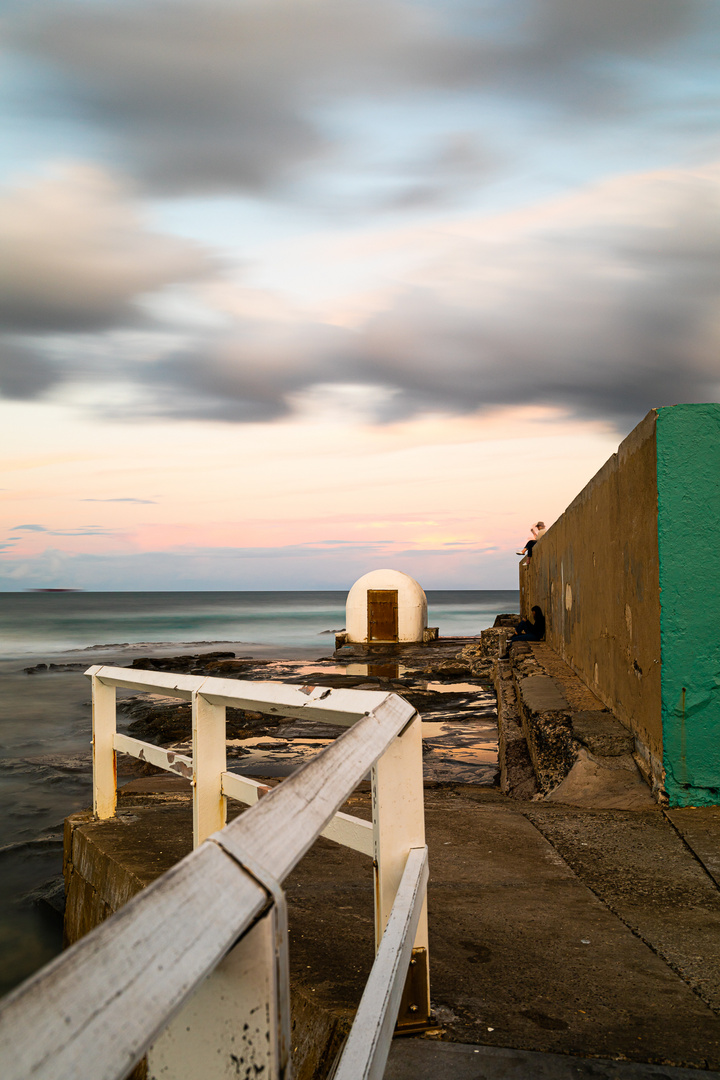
[{"left": 345, "top": 569, "right": 428, "bottom": 643}]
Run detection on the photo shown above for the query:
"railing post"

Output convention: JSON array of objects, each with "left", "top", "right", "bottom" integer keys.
[
  {"left": 3, "top": 674, "right": 424, "bottom": 1080},
  {"left": 193, "top": 689, "right": 227, "bottom": 847},
  {"left": 147, "top": 902, "right": 289, "bottom": 1080},
  {"left": 92, "top": 674, "right": 117, "bottom": 820},
  {"left": 371, "top": 711, "right": 430, "bottom": 1025}
]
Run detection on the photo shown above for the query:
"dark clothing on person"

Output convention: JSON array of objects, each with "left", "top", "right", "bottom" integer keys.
[
  {"left": 525, "top": 539, "right": 536, "bottom": 557},
  {"left": 509, "top": 607, "right": 545, "bottom": 644}
]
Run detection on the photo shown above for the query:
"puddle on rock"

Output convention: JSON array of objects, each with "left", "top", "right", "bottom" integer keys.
[
  {"left": 345, "top": 662, "right": 408, "bottom": 680},
  {"left": 420, "top": 715, "right": 499, "bottom": 784},
  {"left": 421, "top": 681, "right": 485, "bottom": 694},
  {"left": 118, "top": 654, "right": 499, "bottom": 787}
]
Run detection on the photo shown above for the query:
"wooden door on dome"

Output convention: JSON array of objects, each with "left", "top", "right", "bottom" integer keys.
[{"left": 367, "top": 590, "right": 399, "bottom": 642}]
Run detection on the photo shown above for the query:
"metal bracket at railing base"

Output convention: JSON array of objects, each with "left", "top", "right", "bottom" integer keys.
[{"left": 395, "top": 948, "right": 432, "bottom": 1034}]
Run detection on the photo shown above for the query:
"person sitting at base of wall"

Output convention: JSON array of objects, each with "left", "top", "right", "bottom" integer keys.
[
  {"left": 509, "top": 605, "right": 545, "bottom": 643},
  {"left": 517, "top": 521, "right": 546, "bottom": 559}
]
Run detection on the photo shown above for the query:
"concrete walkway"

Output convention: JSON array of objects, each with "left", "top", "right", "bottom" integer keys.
[
  {"left": 64, "top": 779, "right": 720, "bottom": 1078},
  {"left": 385, "top": 1040, "right": 720, "bottom": 1079},
  {"left": 283, "top": 786, "right": 720, "bottom": 1074}
]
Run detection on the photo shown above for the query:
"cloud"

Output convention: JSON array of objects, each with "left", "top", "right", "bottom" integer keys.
[
  {"left": 6, "top": 0, "right": 713, "bottom": 197},
  {"left": 0, "top": 164, "right": 212, "bottom": 334},
  {"left": 354, "top": 166, "right": 720, "bottom": 422},
  {"left": 476, "top": 0, "right": 710, "bottom": 111},
  {"left": 0, "top": 338, "right": 65, "bottom": 400},
  {"left": 8, "top": 0, "right": 417, "bottom": 195},
  {"left": 10, "top": 523, "right": 114, "bottom": 536},
  {"left": 81, "top": 498, "right": 157, "bottom": 504},
  {"left": 53, "top": 527, "right": 116, "bottom": 536},
  {"left": 95, "top": 163, "right": 720, "bottom": 427},
  {"left": 0, "top": 541, "right": 520, "bottom": 590},
  {"left": 2, "top": 160, "right": 718, "bottom": 428},
  {"left": 374, "top": 134, "right": 502, "bottom": 212},
  {"left": 122, "top": 318, "right": 351, "bottom": 422},
  {"left": 0, "top": 164, "right": 216, "bottom": 401}
]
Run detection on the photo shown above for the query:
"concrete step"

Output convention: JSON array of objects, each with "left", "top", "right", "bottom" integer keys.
[{"left": 384, "top": 1040, "right": 720, "bottom": 1080}]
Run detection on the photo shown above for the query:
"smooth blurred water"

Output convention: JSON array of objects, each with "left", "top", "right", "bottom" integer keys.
[
  {"left": 0, "top": 590, "right": 519, "bottom": 659},
  {"left": 0, "top": 589, "right": 518, "bottom": 997},
  {"left": 0, "top": 666, "right": 95, "bottom": 997},
  {"left": 0, "top": 591, "right": 346, "bottom": 658}
]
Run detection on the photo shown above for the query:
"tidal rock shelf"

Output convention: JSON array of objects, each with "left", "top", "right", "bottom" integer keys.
[{"left": 113, "top": 640, "right": 500, "bottom": 786}]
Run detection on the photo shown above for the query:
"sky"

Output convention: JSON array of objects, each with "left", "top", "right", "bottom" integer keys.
[{"left": 1, "top": 0, "right": 719, "bottom": 591}]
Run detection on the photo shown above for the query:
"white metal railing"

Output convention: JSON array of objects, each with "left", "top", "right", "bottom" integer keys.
[{"left": 0, "top": 666, "right": 430, "bottom": 1080}]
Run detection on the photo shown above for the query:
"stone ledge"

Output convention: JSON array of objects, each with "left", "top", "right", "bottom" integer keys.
[
  {"left": 517, "top": 674, "right": 569, "bottom": 714},
  {"left": 573, "top": 711, "right": 635, "bottom": 757},
  {"left": 494, "top": 661, "right": 537, "bottom": 800},
  {"left": 495, "top": 639, "right": 655, "bottom": 807}
]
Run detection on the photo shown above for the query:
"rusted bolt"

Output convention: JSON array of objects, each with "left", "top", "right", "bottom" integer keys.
[{"left": 409, "top": 1004, "right": 419, "bottom": 1013}]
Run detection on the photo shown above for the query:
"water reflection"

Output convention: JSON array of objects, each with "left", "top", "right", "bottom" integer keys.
[{"left": 346, "top": 661, "right": 400, "bottom": 680}]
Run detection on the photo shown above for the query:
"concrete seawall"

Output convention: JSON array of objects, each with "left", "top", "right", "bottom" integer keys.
[{"left": 521, "top": 403, "right": 720, "bottom": 807}]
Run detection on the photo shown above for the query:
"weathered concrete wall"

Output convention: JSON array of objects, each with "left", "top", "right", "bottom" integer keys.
[
  {"left": 521, "top": 411, "right": 663, "bottom": 788},
  {"left": 521, "top": 404, "right": 720, "bottom": 807},
  {"left": 656, "top": 404, "right": 720, "bottom": 806},
  {"left": 63, "top": 802, "right": 193, "bottom": 947}
]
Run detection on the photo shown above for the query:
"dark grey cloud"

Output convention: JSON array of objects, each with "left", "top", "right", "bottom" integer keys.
[
  {"left": 478, "top": 0, "right": 707, "bottom": 106},
  {"left": 374, "top": 134, "right": 502, "bottom": 212},
  {"left": 0, "top": 162, "right": 217, "bottom": 401},
  {"left": 121, "top": 319, "right": 350, "bottom": 422},
  {"left": 0, "top": 164, "right": 214, "bottom": 402},
  {"left": 353, "top": 213, "right": 720, "bottom": 422},
  {"left": 6, "top": 0, "right": 714, "bottom": 196},
  {"left": 12, "top": 524, "right": 47, "bottom": 532},
  {"left": 2, "top": 164, "right": 719, "bottom": 428},
  {"left": 0, "top": 165, "right": 212, "bottom": 334},
  {"left": 118, "top": 167, "right": 720, "bottom": 427},
  {"left": 8, "top": 0, "right": 416, "bottom": 195},
  {"left": 0, "top": 338, "right": 64, "bottom": 400}
]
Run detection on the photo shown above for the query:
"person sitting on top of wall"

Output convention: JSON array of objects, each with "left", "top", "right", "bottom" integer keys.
[
  {"left": 509, "top": 606, "right": 546, "bottom": 643},
  {"left": 517, "top": 521, "right": 546, "bottom": 559}
]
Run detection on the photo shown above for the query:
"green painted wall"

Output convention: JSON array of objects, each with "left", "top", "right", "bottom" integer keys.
[{"left": 657, "top": 404, "right": 720, "bottom": 806}]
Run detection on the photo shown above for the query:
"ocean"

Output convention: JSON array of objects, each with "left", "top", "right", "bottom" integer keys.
[{"left": 0, "top": 589, "right": 518, "bottom": 997}]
